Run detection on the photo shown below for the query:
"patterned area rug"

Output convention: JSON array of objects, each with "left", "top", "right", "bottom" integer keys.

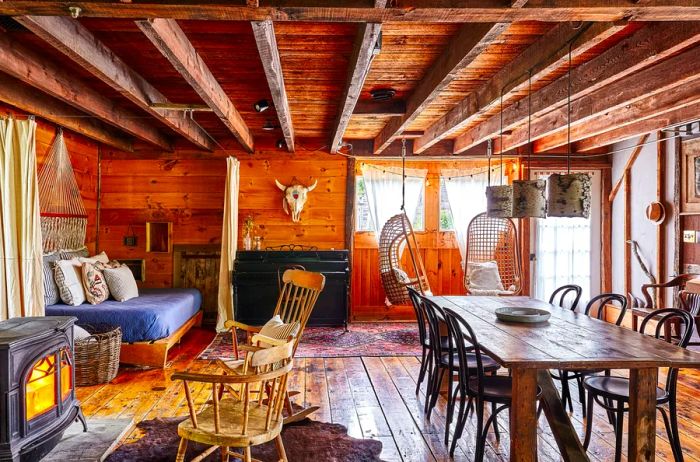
[
  {"left": 198, "top": 322, "right": 422, "bottom": 360},
  {"left": 105, "top": 417, "right": 384, "bottom": 462}
]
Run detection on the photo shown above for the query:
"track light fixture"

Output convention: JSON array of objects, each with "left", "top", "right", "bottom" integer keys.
[{"left": 254, "top": 99, "right": 270, "bottom": 112}]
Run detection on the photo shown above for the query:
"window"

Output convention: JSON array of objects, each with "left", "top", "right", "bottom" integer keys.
[
  {"left": 355, "top": 177, "right": 425, "bottom": 232},
  {"left": 439, "top": 178, "right": 454, "bottom": 231}
]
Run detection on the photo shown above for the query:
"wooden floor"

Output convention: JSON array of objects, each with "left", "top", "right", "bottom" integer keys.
[{"left": 77, "top": 328, "right": 700, "bottom": 461}]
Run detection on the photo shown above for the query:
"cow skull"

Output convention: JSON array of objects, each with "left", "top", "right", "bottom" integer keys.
[{"left": 275, "top": 178, "right": 317, "bottom": 223}]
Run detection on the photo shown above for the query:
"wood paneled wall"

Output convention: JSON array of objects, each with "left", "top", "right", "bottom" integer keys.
[
  {"left": 1, "top": 104, "right": 99, "bottom": 254},
  {"left": 97, "top": 146, "right": 347, "bottom": 288},
  {"left": 351, "top": 159, "right": 518, "bottom": 321}
]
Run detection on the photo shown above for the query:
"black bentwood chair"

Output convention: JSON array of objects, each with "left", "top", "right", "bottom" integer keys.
[
  {"left": 583, "top": 309, "right": 694, "bottom": 462},
  {"left": 551, "top": 293, "right": 628, "bottom": 417},
  {"left": 407, "top": 287, "right": 434, "bottom": 395},
  {"left": 549, "top": 284, "right": 583, "bottom": 310},
  {"left": 419, "top": 294, "right": 501, "bottom": 446},
  {"left": 443, "top": 307, "right": 541, "bottom": 460}
]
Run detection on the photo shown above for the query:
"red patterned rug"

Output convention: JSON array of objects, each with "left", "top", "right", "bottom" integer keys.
[{"left": 197, "top": 323, "right": 422, "bottom": 360}]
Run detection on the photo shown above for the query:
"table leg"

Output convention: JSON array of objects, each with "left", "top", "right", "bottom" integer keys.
[
  {"left": 628, "top": 367, "right": 658, "bottom": 461},
  {"left": 511, "top": 368, "right": 538, "bottom": 462}
]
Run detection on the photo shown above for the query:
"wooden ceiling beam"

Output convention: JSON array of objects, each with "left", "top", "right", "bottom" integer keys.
[
  {"left": 330, "top": 17, "right": 383, "bottom": 153},
  {"left": 496, "top": 45, "right": 700, "bottom": 152},
  {"left": 413, "top": 21, "right": 625, "bottom": 154},
  {"left": 1, "top": 1, "right": 699, "bottom": 22},
  {"left": 138, "top": 18, "right": 254, "bottom": 152},
  {"left": 0, "top": 32, "right": 171, "bottom": 150},
  {"left": 251, "top": 19, "right": 294, "bottom": 152},
  {"left": 575, "top": 102, "right": 700, "bottom": 152},
  {"left": 0, "top": 73, "right": 133, "bottom": 152},
  {"left": 453, "top": 22, "right": 700, "bottom": 154},
  {"left": 15, "top": 15, "right": 215, "bottom": 151}
]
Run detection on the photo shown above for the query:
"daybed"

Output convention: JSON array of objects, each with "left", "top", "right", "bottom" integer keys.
[{"left": 46, "top": 288, "right": 203, "bottom": 368}]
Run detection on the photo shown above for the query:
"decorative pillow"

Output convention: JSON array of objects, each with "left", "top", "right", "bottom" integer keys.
[
  {"left": 74, "top": 325, "right": 91, "bottom": 341},
  {"left": 79, "top": 251, "right": 109, "bottom": 265},
  {"left": 103, "top": 265, "right": 139, "bottom": 302},
  {"left": 393, "top": 268, "right": 412, "bottom": 284},
  {"left": 42, "top": 252, "right": 61, "bottom": 305},
  {"left": 54, "top": 259, "right": 86, "bottom": 306},
  {"left": 60, "top": 247, "right": 89, "bottom": 260},
  {"left": 468, "top": 261, "right": 505, "bottom": 292},
  {"left": 81, "top": 262, "right": 110, "bottom": 305},
  {"left": 259, "top": 315, "right": 300, "bottom": 341},
  {"left": 96, "top": 260, "right": 123, "bottom": 271}
]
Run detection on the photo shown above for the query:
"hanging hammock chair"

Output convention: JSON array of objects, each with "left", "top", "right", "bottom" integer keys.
[
  {"left": 463, "top": 212, "right": 522, "bottom": 295},
  {"left": 38, "top": 130, "right": 88, "bottom": 253},
  {"left": 378, "top": 212, "right": 431, "bottom": 305}
]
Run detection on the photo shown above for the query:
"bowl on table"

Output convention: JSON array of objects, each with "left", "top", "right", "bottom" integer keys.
[{"left": 495, "top": 307, "right": 551, "bottom": 323}]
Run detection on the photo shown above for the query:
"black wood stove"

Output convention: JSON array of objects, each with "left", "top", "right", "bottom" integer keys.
[{"left": 0, "top": 317, "right": 86, "bottom": 462}]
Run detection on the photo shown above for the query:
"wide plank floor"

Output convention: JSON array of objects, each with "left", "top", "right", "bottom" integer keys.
[{"left": 77, "top": 328, "right": 700, "bottom": 461}]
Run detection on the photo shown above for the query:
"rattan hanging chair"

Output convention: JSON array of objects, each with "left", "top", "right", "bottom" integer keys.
[
  {"left": 464, "top": 212, "right": 522, "bottom": 295},
  {"left": 379, "top": 212, "right": 431, "bottom": 305}
]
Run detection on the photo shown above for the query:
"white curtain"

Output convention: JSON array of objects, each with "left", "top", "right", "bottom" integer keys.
[
  {"left": 361, "top": 164, "right": 427, "bottom": 240},
  {"left": 0, "top": 117, "right": 44, "bottom": 320},
  {"left": 216, "top": 157, "right": 239, "bottom": 332},
  {"left": 441, "top": 169, "right": 489, "bottom": 264}
]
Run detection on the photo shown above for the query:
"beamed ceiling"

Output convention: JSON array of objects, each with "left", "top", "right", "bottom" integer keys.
[{"left": 0, "top": 1, "right": 699, "bottom": 156}]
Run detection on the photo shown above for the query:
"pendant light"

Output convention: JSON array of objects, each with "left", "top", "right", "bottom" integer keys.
[
  {"left": 547, "top": 44, "right": 592, "bottom": 218},
  {"left": 512, "top": 71, "right": 547, "bottom": 218},
  {"left": 486, "top": 92, "right": 514, "bottom": 218}
]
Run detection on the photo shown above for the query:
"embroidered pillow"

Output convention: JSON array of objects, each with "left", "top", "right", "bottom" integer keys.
[
  {"left": 42, "top": 252, "right": 61, "bottom": 305},
  {"left": 81, "top": 262, "right": 110, "bottom": 305},
  {"left": 468, "top": 261, "right": 505, "bottom": 292},
  {"left": 103, "top": 265, "right": 139, "bottom": 302},
  {"left": 78, "top": 251, "right": 110, "bottom": 265},
  {"left": 59, "top": 247, "right": 89, "bottom": 260},
  {"left": 259, "top": 315, "right": 300, "bottom": 341},
  {"left": 54, "top": 259, "right": 86, "bottom": 306}
]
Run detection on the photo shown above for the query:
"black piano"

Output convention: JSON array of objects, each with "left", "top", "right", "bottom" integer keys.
[{"left": 233, "top": 250, "right": 349, "bottom": 327}]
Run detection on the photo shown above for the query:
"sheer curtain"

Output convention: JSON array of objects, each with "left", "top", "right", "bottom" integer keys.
[
  {"left": 361, "top": 164, "right": 427, "bottom": 241},
  {"left": 441, "top": 169, "right": 489, "bottom": 264},
  {"left": 216, "top": 157, "right": 239, "bottom": 332},
  {"left": 0, "top": 117, "right": 44, "bottom": 320},
  {"left": 533, "top": 171, "right": 593, "bottom": 306}
]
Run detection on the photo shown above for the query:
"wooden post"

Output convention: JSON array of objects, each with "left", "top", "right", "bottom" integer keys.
[
  {"left": 656, "top": 131, "right": 666, "bottom": 307},
  {"left": 624, "top": 171, "right": 632, "bottom": 298},
  {"left": 345, "top": 158, "right": 356, "bottom": 322},
  {"left": 674, "top": 129, "right": 683, "bottom": 278},
  {"left": 628, "top": 368, "right": 658, "bottom": 461},
  {"left": 601, "top": 167, "right": 613, "bottom": 293},
  {"left": 510, "top": 368, "right": 538, "bottom": 462}
]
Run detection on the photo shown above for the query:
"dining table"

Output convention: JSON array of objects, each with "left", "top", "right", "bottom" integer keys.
[{"left": 428, "top": 295, "right": 700, "bottom": 462}]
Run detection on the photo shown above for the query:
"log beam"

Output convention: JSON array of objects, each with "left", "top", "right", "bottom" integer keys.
[
  {"left": 251, "top": 19, "right": 294, "bottom": 152},
  {"left": 453, "top": 22, "right": 700, "bottom": 154},
  {"left": 1, "top": 2, "right": 700, "bottom": 23},
  {"left": 16, "top": 15, "right": 215, "bottom": 151},
  {"left": 138, "top": 18, "right": 254, "bottom": 152},
  {"left": 414, "top": 21, "right": 624, "bottom": 153},
  {"left": 609, "top": 134, "right": 649, "bottom": 203},
  {"left": 0, "top": 31, "right": 171, "bottom": 150},
  {"left": 0, "top": 73, "right": 133, "bottom": 152}
]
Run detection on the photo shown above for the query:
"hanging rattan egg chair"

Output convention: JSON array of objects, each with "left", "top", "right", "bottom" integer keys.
[
  {"left": 463, "top": 212, "right": 522, "bottom": 295},
  {"left": 378, "top": 212, "right": 431, "bottom": 305}
]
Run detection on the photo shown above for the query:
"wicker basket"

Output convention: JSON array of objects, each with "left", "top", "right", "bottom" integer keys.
[{"left": 74, "top": 324, "right": 122, "bottom": 386}]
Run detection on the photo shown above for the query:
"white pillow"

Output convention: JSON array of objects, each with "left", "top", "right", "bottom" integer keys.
[
  {"left": 54, "top": 259, "right": 86, "bottom": 306},
  {"left": 259, "top": 315, "right": 300, "bottom": 341},
  {"left": 74, "top": 325, "right": 91, "bottom": 341},
  {"left": 103, "top": 265, "right": 139, "bottom": 302},
  {"left": 78, "top": 251, "right": 109, "bottom": 264},
  {"left": 468, "top": 261, "right": 505, "bottom": 292}
]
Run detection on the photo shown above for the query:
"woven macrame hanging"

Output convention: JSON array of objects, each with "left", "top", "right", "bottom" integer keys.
[{"left": 38, "top": 130, "right": 87, "bottom": 253}]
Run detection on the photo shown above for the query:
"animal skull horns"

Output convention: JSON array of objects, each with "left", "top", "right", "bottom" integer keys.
[{"left": 275, "top": 178, "right": 318, "bottom": 223}]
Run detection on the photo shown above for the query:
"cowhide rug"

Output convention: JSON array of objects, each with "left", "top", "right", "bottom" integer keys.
[{"left": 105, "top": 417, "right": 384, "bottom": 462}]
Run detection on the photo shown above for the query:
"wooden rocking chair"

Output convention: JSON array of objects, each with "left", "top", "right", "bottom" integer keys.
[
  {"left": 464, "top": 212, "right": 522, "bottom": 295},
  {"left": 221, "top": 269, "right": 325, "bottom": 424},
  {"left": 173, "top": 335, "right": 295, "bottom": 462},
  {"left": 378, "top": 212, "right": 431, "bottom": 305}
]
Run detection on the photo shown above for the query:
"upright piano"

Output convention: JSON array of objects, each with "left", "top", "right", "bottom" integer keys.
[{"left": 232, "top": 250, "right": 350, "bottom": 327}]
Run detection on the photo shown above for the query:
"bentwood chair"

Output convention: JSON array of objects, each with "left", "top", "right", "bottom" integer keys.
[
  {"left": 583, "top": 309, "right": 694, "bottom": 462},
  {"left": 419, "top": 294, "right": 501, "bottom": 448},
  {"left": 172, "top": 336, "right": 295, "bottom": 462},
  {"left": 407, "top": 287, "right": 437, "bottom": 395},
  {"left": 443, "top": 308, "right": 541, "bottom": 460},
  {"left": 222, "top": 269, "right": 325, "bottom": 424},
  {"left": 678, "top": 290, "right": 700, "bottom": 347},
  {"left": 549, "top": 284, "right": 583, "bottom": 310},
  {"left": 551, "top": 293, "right": 627, "bottom": 417}
]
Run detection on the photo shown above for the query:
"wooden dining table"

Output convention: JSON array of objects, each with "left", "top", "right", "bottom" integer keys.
[{"left": 428, "top": 295, "right": 700, "bottom": 462}]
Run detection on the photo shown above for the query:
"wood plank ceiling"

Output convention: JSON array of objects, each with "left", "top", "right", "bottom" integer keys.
[{"left": 0, "top": 1, "right": 699, "bottom": 156}]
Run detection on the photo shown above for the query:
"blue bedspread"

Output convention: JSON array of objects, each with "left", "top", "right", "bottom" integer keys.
[{"left": 45, "top": 288, "right": 202, "bottom": 343}]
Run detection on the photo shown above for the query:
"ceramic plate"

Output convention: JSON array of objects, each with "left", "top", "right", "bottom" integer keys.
[{"left": 495, "top": 307, "right": 551, "bottom": 323}]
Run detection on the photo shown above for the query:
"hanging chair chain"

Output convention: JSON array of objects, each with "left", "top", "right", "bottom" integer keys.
[{"left": 401, "top": 138, "right": 406, "bottom": 211}]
